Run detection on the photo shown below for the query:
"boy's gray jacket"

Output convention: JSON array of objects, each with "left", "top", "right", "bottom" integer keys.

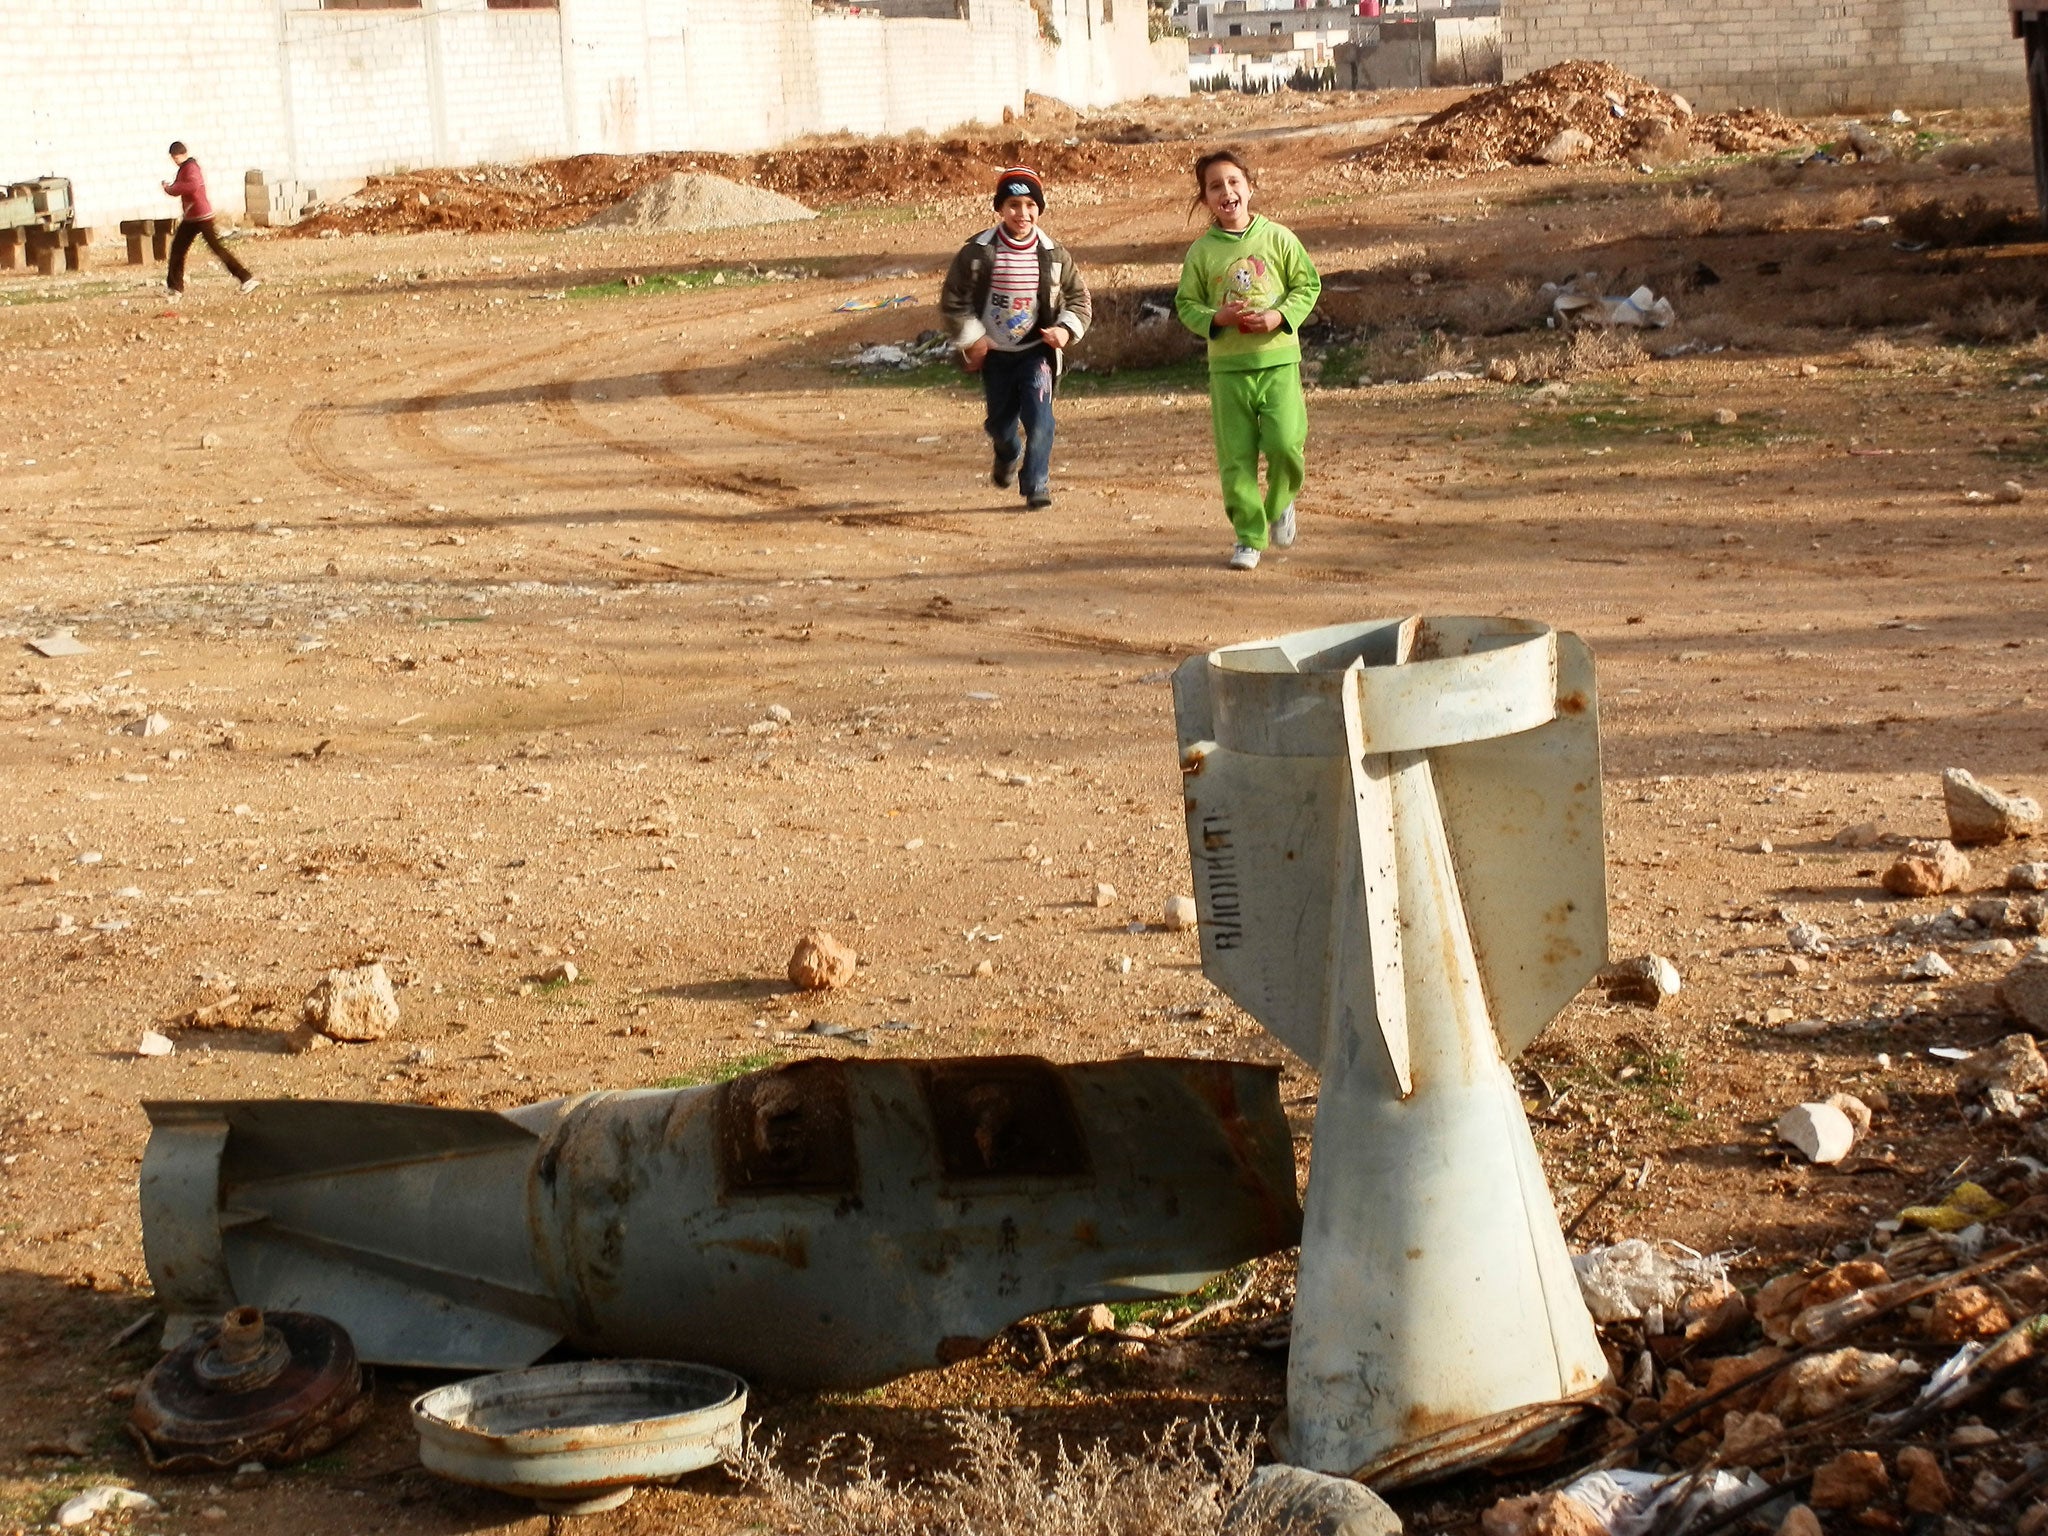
[{"left": 939, "top": 228, "right": 1093, "bottom": 366}]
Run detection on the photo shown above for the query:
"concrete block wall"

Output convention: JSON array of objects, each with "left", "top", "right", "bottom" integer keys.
[
  {"left": 3, "top": 0, "right": 291, "bottom": 230},
  {"left": 7, "top": 0, "right": 1186, "bottom": 227},
  {"left": 1501, "top": 0, "right": 2023, "bottom": 115}
]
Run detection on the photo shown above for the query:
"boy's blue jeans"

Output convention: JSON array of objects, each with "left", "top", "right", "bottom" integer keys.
[{"left": 981, "top": 344, "right": 1055, "bottom": 497}]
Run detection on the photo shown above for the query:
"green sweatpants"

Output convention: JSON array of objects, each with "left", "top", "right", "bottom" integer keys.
[{"left": 1208, "top": 362, "right": 1307, "bottom": 549}]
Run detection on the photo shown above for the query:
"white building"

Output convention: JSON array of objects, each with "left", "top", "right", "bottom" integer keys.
[{"left": 7, "top": 0, "right": 1188, "bottom": 227}]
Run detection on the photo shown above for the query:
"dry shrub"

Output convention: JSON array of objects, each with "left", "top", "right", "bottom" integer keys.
[
  {"left": 1951, "top": 294, "right": 2043, "bottom": 343},
  {"left": 1437, "top": 278, "right": 1539, "bottom": 335},
  {"left": 1080, "top": 289, "right": 1203, "bottom": 371},
  {"left": 729, "top": 1410, "right": 1265, "bottom": 1536},
  {"left": 1894, "top": 194, "right": 2035, "bottom": 247},
  {"left": 1564, "top": 327, "right": 1648, "bottom": 374},
  {"left": 1661, "top": 189, "right": 1723, "bottom": 237},
  {"left": 1313, "top": 281, "right": 1429, "bottom": 334},
  {"left": 1419, "top": 328, "right": 1474, "bottom": 375},
  {"left": 1852, "top": 334, "right": 1910, "bottom": 369},
  {"left": 1933, "top": 136, "right": 2034, "bottom": 175},
  {"left": 1815, "top": 186, "right": 1881, "bottom": 225}
]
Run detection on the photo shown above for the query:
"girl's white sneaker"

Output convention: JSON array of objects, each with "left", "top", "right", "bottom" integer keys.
[
  {"left": 1271, "top": 504, "right": 1297, "bottom": 548},
  {"left": 1228, "top": 545, "right": 1261, "bottom": 571}
]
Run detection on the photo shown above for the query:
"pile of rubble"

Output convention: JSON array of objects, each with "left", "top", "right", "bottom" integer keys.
[{"left": 1353, "top": 60, "right": 1806, "bottom": 179}]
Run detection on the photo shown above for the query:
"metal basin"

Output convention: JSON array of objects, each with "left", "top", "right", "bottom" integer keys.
[{"left": 412, "top": 1360, "right": 746, "bottom": 1514}]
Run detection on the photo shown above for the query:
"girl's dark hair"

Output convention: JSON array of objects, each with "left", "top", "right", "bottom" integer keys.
[{"left": 1190, "top": 147, "right": 1253, "bottom": 217}]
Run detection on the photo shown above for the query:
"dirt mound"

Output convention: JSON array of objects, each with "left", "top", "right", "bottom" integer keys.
[
  {"left": 1353, "top": 60, "right": 1806, "bottom": 178},
  {"left": 579, "top": 171, "right": 816, "bottom": 233},
  {"left": 293, "top": 133, "right": 1189, "bottom": 239}
]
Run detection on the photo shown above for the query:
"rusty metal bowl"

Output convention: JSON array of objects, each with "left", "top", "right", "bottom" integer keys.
[
  {"left": 411, "top": 1360, "right": 746, "bottom": 1515},
  {"left": 131, "top": 1307, "right": 370, "bottom": 1471}
]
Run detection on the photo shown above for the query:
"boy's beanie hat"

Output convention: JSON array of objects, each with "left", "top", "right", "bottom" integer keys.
[{"left": 993, "top": 166, "right": 1045, "bottom": 211}]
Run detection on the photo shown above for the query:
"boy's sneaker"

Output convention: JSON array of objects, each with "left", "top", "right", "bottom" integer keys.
[
  {"left": 1271, "top": 504, "right": 1297, "bottom": 548},
  {"left": 1025, "top": 490, "right": 1052, "bottom": 510},
  {"left": 991, "top": 447, "right": 1022, "bottom": 489},
  {"left": 1228, "top": 545, "right": 1261, "bottom": 571},
  {"left": 239, "top": 278, "right": 261, "bottom": 295}
]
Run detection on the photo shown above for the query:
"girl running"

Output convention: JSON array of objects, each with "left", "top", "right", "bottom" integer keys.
[{"left": 1173, "top": 149, "right": 1320, "bottom": 571}]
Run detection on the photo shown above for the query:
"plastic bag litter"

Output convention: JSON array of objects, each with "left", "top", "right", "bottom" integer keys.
[
  {"left": 1574, "top": 1469, "right": 1773, "bottom": 1536},
  {"left": 1487, "top": 1469, "right": 1775, "bottom": 1536},
  {"left": 1897, "top": 1181, "right": 2006, "bottom": 1233},
  {"left": 1552, "top": 284, "right": 1674, "bottom": 329},
  {"left": 1572, "top": 1238, "right": 1728, "bottom": 1332}
]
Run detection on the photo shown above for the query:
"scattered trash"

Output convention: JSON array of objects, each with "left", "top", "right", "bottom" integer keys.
[
  {"left": 1177, "top": 617, "right": 1609, "bottom": 1484},
  {"left": 26, "top": 630, "right": 90, "bottom": 657},
  {"left": 130, "top": 1307, "right": 371, "bottom": 1470},
  {"left": 1483, "top": 1467, "right": 1768, "bottom": 1536},
  {"left": 834, "top": 295, "right": 918, "bottom": 312},
  {"left": 55, "top": 1487, "right": 158, "bottom": 1528},
  {"left": 787, "top": 928, "right": 856, "bottom": 991},
  {"left": 1896, "top": 1181, "right": 2006, "bottom": 1232},
  {"left": 412, "top": 1360, "right": 745, "bottom": 1515},
  {"left": 139, "top": 1057, "right": 1302, "bottom": 1388},
  {"left": 1552, "top": 283, "right": 1675, "bottom": 329},
  {"left": 1571, "top": 1239, "right": 1734, "bottom": 1335}
]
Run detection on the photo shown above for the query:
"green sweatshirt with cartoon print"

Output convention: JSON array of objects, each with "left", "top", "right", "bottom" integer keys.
[{"left": 1174, "top": 214, "right": 1322, "bottom": 373}]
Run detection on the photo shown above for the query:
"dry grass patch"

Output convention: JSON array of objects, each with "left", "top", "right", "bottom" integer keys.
[{"left": 729, "top": 1410, "right": 1267, "bottom": 1536}]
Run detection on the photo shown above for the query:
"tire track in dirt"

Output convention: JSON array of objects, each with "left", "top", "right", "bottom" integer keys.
[{"left": 286, "top": 346, "right": 498, "bottom": 513}]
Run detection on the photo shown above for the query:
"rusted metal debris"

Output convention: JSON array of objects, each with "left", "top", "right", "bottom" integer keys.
[
  {"left": 130, "top": 1306, "right": 370, "bottom": 1471},
  {"left": 1175, "top": 617, "right": 1612, "bottom": 1486},
  {"left": 411, "top": 1360, "right": 747, "bottom": 1515},
  {"left": 140, "top": 1055, "right": 1301, "bottom": 1388}
]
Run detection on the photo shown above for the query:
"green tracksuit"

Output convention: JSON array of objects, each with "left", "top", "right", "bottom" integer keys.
[{"left": 1174, "top": 214, "right": 1321, "bottom": 549}]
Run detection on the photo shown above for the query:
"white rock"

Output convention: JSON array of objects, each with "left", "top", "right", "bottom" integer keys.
[
  {"left": 1943, "top": 766, "right": 2041, "bottom": 845},
  {"left": 541, "top": 960, "right": 579, "bottom": 985},
  {"left": 301, "top": 962, "right": 400, "bottom": 1042},
  {"left": 1162, "top": 894, "right": 1198, "bottom": 932},
  {"left": 1602, "top": 953, "right": 1682, "bottom": 1006},
  {"left": 1092, "top": 882, "right": 1117, "bottom": 908},
  {"left": 1832, "top": 822, "right": 1884, "bottom": 849},
  {"left": 1777, "top": 1102, "right": 1858, "bottom": 1165},
  {"left": 765, "top": 703, "right": 792, "bottom": 724},
  {"left": 1221, "top": 1463, "right": 1401, "bottom": 1536},
  {"left": 57, "top": 1487, "right": 158, "bottom": 1527},
  {"left": 1787, "top": 923, "right": 1831, "bottom": 955},
  {"left": 136, "top": 1030, "right": 174, "bottom": 1058},
  {"left": 2008, "top": 863, "right": 2048, "bottom": 892},
  {"left": 1902, "top": 951, "right": 1955, "bottom": 980},
  {"left": 121, "top": 712, "right": 171, "bottom": 737},
  {"left": 1536, "top": 127, "right": 1595, "bottom": 165}
]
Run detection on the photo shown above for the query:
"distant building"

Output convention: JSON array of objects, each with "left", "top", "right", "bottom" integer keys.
[{"left": 1176, "top": 0, "right": 1496, "bottom": 89}]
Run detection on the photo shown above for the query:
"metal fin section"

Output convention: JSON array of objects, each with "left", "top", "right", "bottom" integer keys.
[
  {"left": 139, "top": 1058, "right": 1301, "bottom": 1390},
  {"left": 1174, "top": 617, "right": 1611, "bottom": 1484}
]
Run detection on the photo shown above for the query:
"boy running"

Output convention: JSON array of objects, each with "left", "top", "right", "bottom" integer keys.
[
  {"left": 940, "top": 168, "right": 1091, "bottom": 510},
  {"left": 162, "top": 142, "right": 258, "bottom": 300}
]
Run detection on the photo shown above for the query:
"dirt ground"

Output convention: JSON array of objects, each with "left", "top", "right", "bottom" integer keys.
[{"left": 3, "top": 79, "right": 2047, "bottom": 1536}]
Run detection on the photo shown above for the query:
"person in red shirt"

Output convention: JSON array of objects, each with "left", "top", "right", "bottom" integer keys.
[{"left": 161, "top": 142, "right": 258, "bottom": 300}]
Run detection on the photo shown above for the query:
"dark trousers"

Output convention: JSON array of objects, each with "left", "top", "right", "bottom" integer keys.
[
  {"left": 982, "top": 344, "right": 1056, "bottom": 498},
  {"left": 167, "top": 218, "right": 252, "bottom": 292}
]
